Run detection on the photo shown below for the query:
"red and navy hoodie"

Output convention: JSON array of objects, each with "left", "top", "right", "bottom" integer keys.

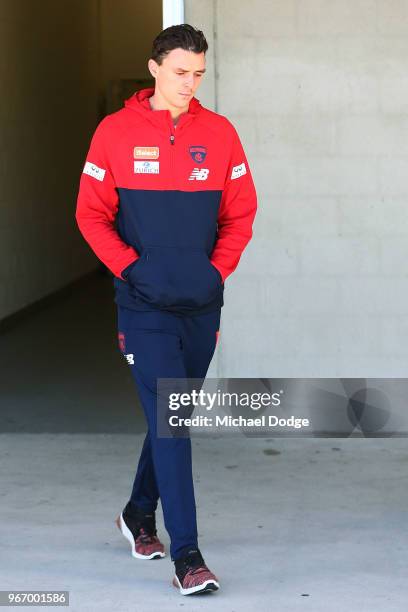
[{"left": 75, "top": 87, "right": 257, "bottom": 316}]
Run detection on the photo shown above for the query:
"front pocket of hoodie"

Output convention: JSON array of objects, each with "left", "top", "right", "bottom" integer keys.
[{"left": 128, "top": 246, "right": 222, "bottom": 308}]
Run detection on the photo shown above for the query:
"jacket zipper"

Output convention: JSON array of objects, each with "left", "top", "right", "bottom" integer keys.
[
  {"left": 169, "top": 132, "right": 175, "bottom": 189},
  {"left": 168, "top": 112, "right": 176, "bottom": 189},
  {"left": 168, "top": 112, "right": 191, "bottom": 189}
]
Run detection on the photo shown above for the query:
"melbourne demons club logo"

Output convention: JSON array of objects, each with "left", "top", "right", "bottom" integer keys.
[{"left": 189, "top": 145, "right": 207, "bottom": 163}]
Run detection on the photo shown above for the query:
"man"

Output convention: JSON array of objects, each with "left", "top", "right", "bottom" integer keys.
[{"left": 75, "top": 24, "right": 257, "bottom": 596}]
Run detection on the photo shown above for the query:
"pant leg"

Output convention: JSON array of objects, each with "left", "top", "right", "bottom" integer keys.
[
  {"left": 118, "top": 311, "right": 160, "bottom": 513},
  {"left": 171, "top": 310, "right": 221, "bottom": 554},
  {"left": 129, "top": 431, "right": 159, "bottom": 513},
  {"left": 127, "top": 306, "right": 221, "bottom": 511},
  {"left": 117, "top": 306, "right": 198, "bottom": 561},
  {"left": 180, "top": 309, "right": 221, "bottom": 379}
]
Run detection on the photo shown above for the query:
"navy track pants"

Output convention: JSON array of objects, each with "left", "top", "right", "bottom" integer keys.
[{"left": 116, "top": 305, "right": 221, "bottom": 561}]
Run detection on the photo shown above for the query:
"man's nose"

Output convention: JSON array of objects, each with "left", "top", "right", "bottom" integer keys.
[{"left": 184, "top": 74, "right": 194, "bottom": 88}]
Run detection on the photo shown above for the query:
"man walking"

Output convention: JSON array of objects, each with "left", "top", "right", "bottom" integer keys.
[{"left": 75, "top": 24, "right": 257, "bottom": 596}]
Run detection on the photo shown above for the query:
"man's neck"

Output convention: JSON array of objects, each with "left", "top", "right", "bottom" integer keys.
[{"left": 149, "top": 92, "right": 187, "bottom": 126}]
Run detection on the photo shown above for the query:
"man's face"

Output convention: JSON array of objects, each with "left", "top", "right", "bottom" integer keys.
[{"left": 148, "top": 48, "right": 206, "bottom": 109}]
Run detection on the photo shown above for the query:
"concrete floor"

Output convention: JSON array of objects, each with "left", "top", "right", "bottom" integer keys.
[{"left": 1, "top": 272, "right": 407, "bottom": 611}]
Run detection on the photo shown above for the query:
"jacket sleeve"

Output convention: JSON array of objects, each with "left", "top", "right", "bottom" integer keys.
[
  {"left": 210, "top": 123, "right": 257, "bottom": 283},
  {"left": 75, "top": 118, "right": 139, "bottom": 281}
]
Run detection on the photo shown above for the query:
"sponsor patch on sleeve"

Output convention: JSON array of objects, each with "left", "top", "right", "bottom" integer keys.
[
  {"left": 231, "top": 162, "right": 247, "bottom": 180},
  {"left": 83, "top": 161, "right": 106, "bottom": 182}
]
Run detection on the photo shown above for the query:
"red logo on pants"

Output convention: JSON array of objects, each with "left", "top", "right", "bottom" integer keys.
[{"left": 118, "top": 332, "right": 125, "bottom": 352}]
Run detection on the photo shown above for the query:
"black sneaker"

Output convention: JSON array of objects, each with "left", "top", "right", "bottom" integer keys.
[
  {"left": 172, "top": 548, "right": 220, "bottom": 595},
  {"left": 115, "top": 501, "right": 165, "bottom": 560}
]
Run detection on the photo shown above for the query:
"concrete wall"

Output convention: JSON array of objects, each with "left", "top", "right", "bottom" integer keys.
[
  {"left": 0, "top": 0, "right": 161, "bottom": 321},
  {"left": 186, "top": 0, "right": 408, "bottom": 378}
]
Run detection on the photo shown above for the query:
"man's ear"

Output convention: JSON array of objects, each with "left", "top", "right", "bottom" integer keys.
[{"left": 148, "top": 58, "right": 158, "bottom": 79}]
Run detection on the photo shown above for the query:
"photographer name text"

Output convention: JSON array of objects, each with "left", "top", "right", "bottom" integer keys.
[{"left": 168, "top": 415, "right": 310, "bottom": 429}]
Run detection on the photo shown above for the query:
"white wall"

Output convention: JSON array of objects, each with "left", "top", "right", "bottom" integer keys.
[{"left": 186, "top": 0, "right": 408, "bottom": 377}]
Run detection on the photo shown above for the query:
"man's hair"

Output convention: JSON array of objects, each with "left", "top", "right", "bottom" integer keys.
[{"left": 151, "top": 24, "right": 208, "bottom": 65}]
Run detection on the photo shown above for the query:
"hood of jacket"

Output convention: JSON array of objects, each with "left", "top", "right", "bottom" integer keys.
[{"left": 124, "top": 87, "right": 203, "bottom": 134}]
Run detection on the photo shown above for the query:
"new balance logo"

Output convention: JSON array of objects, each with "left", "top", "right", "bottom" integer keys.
[
  {"left": 124, "top": 353, "right": 134, "bottom": 365},
  {"left": 189, "top": 168, "right": 209, "bottom": 181}
]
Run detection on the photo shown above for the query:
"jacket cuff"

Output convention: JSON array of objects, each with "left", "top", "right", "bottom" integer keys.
[
  {"left": 210, "top": 261, "right": 226, "bottom": 284},
  {"left": 120, "top": 257, "right": 140, "bottom": 281}
]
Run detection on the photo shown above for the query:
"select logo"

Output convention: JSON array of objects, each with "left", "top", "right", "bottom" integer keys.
[{"left": 134, "top": 146, "right": 159, "bottom": 159}]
